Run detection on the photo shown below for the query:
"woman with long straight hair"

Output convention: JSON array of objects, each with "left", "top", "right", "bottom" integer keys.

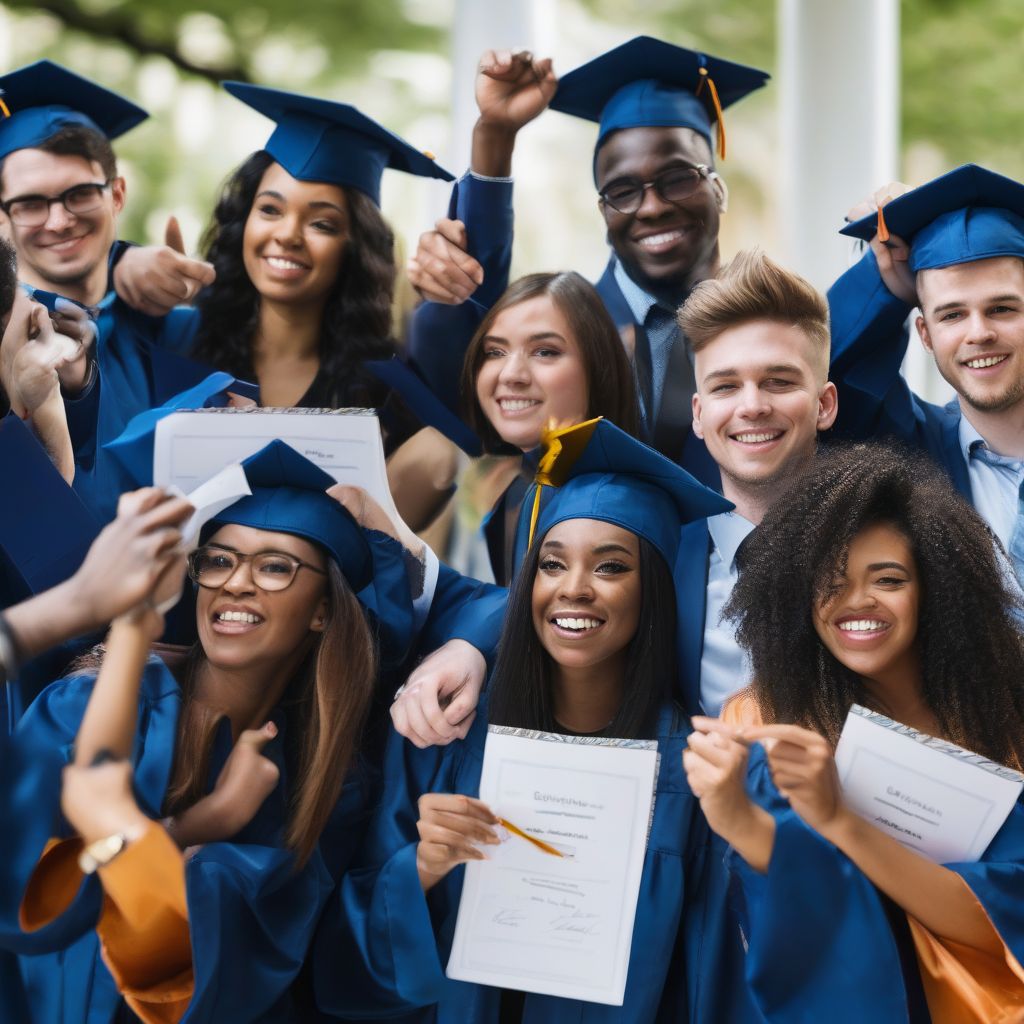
[
  {"left": 310, "top": 420, "right": 774, "bottom": 1022},
  {"left": 3, "top": 441, "right": 412, "bottom": 1023},
  {"left": 685, "top": 444, "right": 1024, "bottom": 1023}
]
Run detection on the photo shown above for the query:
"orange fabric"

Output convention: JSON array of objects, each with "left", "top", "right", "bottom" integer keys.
[
  {"left": 720, "top": 689, "right": 762, "bottom": 729},
  {"left": 18, "top": 826, "right": 193, "bottom": 1024},
  {"left": 908, "top": 895, "right": 1024, "bottom": 1023}
]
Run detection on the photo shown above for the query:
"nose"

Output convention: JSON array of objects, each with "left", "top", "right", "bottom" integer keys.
[
  {"left": 634, "top": 181, "right": 674, "bottom": 220},
  {"left": 273, "top": 214, "right": 304, "bottom": 248},
  {"left": 557, "top": 565, "right": 595, "bottom": 603},
  {"left": 497, "top": 349, "right": 531, "bottom": 386},
  {"left": 963, "top": 310, "right": 997, "bottom": 345},
  {"left": 43, "top": 201, "right": 76, "bottom": 232},
  {"left": 735, "top": 382, "right": 770, "bottom": 419},
  {"left": 222, "top": 558, "right": 256, "bottom": 595}
]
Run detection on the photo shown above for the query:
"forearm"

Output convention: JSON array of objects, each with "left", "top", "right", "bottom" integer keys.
[
  {"left": 717, "top": 803, "right": 776, "bottom": 874},
  {"left": 28, "top": 392, "right": 75, "bottom": 484},
  {"left": 4, "top": 577, "right": 97, "bottom": 661},
  {"left": 470, "top": 119, "right": 517, "bottom": 177},
  {"left": 823, "top": 811, "right": 1003, "bottom": 954}
]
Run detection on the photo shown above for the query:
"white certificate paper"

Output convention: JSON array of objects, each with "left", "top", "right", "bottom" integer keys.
[
  {"left": 152, "top": 407, "right": 393, "bottom": 510},
  {"left": 446, "top": 726, "right": 659, "bottom": 1005},
  {"left": 835, "top": 704, "right": 1024, "bottom": 863}
]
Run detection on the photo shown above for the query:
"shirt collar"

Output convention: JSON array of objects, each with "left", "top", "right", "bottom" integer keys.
[
  {"left": 612, "top": 256, "right": 667, "bottom": 325},
  {"left": 707, "top": 510, "right": 756, "bottom": 568},
  {"left": 960, "top": 413, "right": 1023, "bottom": 468}
]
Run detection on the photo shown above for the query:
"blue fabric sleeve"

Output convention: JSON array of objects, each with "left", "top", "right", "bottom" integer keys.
[
  {"left": 417, "top": 564, "right": 507, "bottom": 658},
  {"left": 828, "top": 249, "right": 920, "bottom": 441},
  {"left": 408, "top": 174, "right": 515, "bottom": 415}
]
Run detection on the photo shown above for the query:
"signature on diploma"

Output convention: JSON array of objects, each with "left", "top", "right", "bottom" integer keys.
[
  {"left": 491, "top": 908, "right": 528, "bottom": 928},
  {"left": 547, "top": 908, "right": 601, "bottom": 939}
]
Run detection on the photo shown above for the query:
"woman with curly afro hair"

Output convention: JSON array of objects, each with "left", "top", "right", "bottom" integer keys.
[{"left": 683, "top": 443, "right": 1024, "bottom": 1023}]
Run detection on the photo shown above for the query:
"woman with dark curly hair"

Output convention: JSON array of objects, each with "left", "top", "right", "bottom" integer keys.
[
  {"left": 119, "top": 83, "right": 453, "bottom": 414},
  {"left": 684, "top": 443, "right": 1024, "bottom": 1023}
]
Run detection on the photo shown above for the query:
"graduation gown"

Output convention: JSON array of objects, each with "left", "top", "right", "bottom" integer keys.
[
  {"left": 826, "top": 249, "right": 972, "bottom": 499},
  {"left": 0, "top": 658, "right": 376, "bottom": 1024},
  {"left": 729, "top": 738, "right": 1024, "bottom": 1022},
  {"left": 310, "top": 697, "right": 763, "bottom": 1023}
]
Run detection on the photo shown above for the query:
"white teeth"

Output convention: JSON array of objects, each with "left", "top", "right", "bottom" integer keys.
[
  {"left": 838, "top": 619, "right": 888, "bottom": 632},
  {"left": 217, "top": 611, "right": 261, "bottom": 624},
  {"left": 266, "top": 256, "right": 305, "bottom": 270},
  {"left": 734, "top": 432, "right": 780, "bottom": 443},
  {"left": 499, "top": 399, "right": 540, "bottom": 411},
  {"left": 553, "top": 617, "right": 602, "bottom": 631},
  {"left": 638, "top": 230, "right": 684, "bottom": 248},
  {"left": 965, "top": 355, "right": 1007, "bottom": 368}
]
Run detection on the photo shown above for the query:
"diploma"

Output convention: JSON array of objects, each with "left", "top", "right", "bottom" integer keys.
[
  {"left": 152, "top": 407, "right": 393, "bottom": 510},
  {"left": 835, "top": 704, "right": 1024, "bottom": 863},
  {"left": 446, "top": 725, "right": 659, "bottom": 1006}
]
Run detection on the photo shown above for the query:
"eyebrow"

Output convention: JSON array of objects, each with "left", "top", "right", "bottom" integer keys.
[
  {"left": 254, "top": 190, "right": 346, "bottom": 216},
  {"left": 539, "top": 540, "right": 634, "bottom": 556},
  {"left": 930, "top": 293, "right": 1023, "bottom": 315},
  {"left": 205, "top": 542, "right": 301, "bottom": 560},
  {"left": 701, "top": 363, "right": 806, "bottom": 384},
  {"left": 483, "top": 331, "right": 567, "bottom": 344},
  {"left": 866, "top": 561, "right": 910, "bottom": 573}
]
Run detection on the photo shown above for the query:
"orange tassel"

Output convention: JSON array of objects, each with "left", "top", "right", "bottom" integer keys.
[
  {"left": 696, "top": 67, "right": 726, "bottom": 161},
  {"left": 877, "top": 202, "right": 891, "bottom": 243},
  {"left": 0, "top": 97, "right": 9, "bottom": 119}
]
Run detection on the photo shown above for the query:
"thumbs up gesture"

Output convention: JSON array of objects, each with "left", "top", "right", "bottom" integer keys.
[{"left": 112, "top": 215, "right": 217, "bottom": 317}]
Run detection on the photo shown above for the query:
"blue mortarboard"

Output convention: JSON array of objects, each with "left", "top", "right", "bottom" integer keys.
[
  {"left": 104, "top": 371, "right": 260, "bottom": 484},
  {"left": 550, "top": 36, "right": 769, "bottom": 164},
  {"left": 840, "top": 164, "right": 1024, "bottom": 273},
  {"left": 0, "top": 60, "right": 147, "bottom": 162},
  {"left": 529, "top": 418, "right": 732, "bottom": 566},
  {"left": 222, "top": 81, "right": 454, "bottom": 206},
  {"left": 207, "top": 440, "right": 373, "bottom": 591}
]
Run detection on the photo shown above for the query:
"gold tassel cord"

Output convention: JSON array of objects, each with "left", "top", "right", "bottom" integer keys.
[{"left": 696, "top": 67, "right": 726, "bottom": 161}]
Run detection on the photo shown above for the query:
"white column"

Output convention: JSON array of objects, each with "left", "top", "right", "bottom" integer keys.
[{"left": 778, "top": 0, "right": 900, "bottom": 292}]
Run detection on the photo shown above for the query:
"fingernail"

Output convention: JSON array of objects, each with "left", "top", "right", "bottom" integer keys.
[
  {"left": 265, "top": 721, "right": 277, "bottom": 737},
  {"left": 54, "top": 298, "right": 80, "bottom": 315},
  {"left": 493, "top": 824, "right": 510, "bottom": 842}
]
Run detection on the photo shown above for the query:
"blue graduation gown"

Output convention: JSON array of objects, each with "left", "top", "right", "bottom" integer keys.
[
  {"left": 0, "top": 659, "right": 376, "bottom": 1024},
  {"left": 65, "top": 294, "right": 215, "bottom": 525},
  {"left": 725, "top": 746, "right": 1024, "bottom": 1022},
  {"left": 311, "top": 698, "right": 763, "bottom": 1023},
  {"left": 827, "top": 249, "right": 972, "bottom": 499},
  {"left": 407, "top": 174, "right": 516, "bottom": 416}
]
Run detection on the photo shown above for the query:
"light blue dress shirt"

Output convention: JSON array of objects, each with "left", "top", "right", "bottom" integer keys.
[
  {"left": 960, "top": 415, "right": 1024, "bottom": 552},
  {"left": 699, "top": 511, "right": 756, "bottom": 716}
]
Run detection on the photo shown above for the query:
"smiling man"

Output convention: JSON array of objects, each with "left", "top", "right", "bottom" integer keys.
[
  {"left": 829, "top": 164, "right": 1024, "bottom": 583},
  {"left": 0, "top": 60, "right": 213, "bottom": 523},
  {"left": 407, "top": 38, "right": 768, "bottom": 483}
]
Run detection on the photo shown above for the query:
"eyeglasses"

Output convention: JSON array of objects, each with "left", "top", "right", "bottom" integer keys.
[
  {"left": 187, "top": 544, "right": 326, "bottom": 592},
  {"left": 598, "top": 165, "right": 711, "bottom": 215},
  {"left": 0, "top": 180, "right": 113, "bottom": 227}
]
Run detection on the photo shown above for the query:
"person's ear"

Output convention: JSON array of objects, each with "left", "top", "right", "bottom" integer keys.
[
  {"left": 110, "top": 176, "right": 127, "bottom": 216},
  {"left": 816, "top": 381, "right": 839, "bottom": 431},
  {"left": 917, "top": 314, "right": 934, "bottom": 353},
  {"left": 709, "top": 172, "right": 728, "bottom": 214},
  {"left": 691, "top": 392, "right": 705, "bottom": 439},
  {"left": 309, "top": 596, "right": 329, "bottom": 633}
]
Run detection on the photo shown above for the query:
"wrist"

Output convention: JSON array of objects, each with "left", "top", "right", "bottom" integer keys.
[
  {"left": 817, "top": 804, "right": 859, "bottom": 849},
  {"left": 470, "top": 119, "right": 517, "bottom": 177}
]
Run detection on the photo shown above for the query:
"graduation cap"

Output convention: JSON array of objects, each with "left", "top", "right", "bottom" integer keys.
[
  {"left": 528, "top": 417, "right": 732, "bottom": 565},
  {"left": 550, "top": 35, "right": 769, "bottom": 163},
  {"left": 104, "top": 371, "right": 260, "bottom": 484},
  {"left": 0, "top": 60, "right": 148, "bottom": 161},
  {"left": 840, "top": 164, "right": 1024, "bottom": 273},
  {"left": 205, "top": 440, "right": 374, "bottom": 590},
  {"left": 223, "top": 81, "right": 454, "bottom": 205}
]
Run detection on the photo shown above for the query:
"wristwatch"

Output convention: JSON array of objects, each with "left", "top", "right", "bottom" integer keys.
[{"left": 78, "top": 833, "right": 130, "bottom": 874}]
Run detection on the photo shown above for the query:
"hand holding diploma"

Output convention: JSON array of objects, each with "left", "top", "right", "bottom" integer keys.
[{"left": 416, "top": 793, "right": 501, "bottom": 891}]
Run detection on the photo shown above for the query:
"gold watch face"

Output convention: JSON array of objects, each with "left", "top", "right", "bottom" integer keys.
[{"left": 80, "top": 833, "right": 127, "bottom": 872}]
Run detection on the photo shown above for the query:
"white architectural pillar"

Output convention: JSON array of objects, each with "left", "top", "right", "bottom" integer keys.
[{"left": 778, "top": 0, "right": 900, "bottom": 292}]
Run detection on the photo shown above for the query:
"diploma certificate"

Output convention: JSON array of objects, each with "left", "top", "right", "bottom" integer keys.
[
  {"left": 835, "top": 704, "right": 1024, "bottom": 863},
  {"left": 446, "top": 726, "right": 658, "bottom": 1005},
  {"left": 153, "top": 408, "right": 393, "bottom": 510}
]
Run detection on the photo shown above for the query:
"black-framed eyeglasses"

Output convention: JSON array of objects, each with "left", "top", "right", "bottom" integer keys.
[
  {"left": 187, "top": 544, "right": 326, "bottom": 593},
  {"left": 598, "top": 165, "right": 711, "bottom": 215},
  {"left": 0, "top": 180, "right": 113, "bottom": 227}
]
